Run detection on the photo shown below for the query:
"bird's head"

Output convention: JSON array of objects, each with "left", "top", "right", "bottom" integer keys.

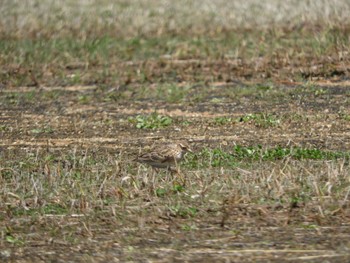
[{"left": 178, "top": 142, "right": 193, "bottom": 153}]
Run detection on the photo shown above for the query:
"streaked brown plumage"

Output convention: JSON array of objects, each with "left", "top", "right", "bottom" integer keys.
[{"left": 135, "top": 142, "right": 192, "bottom": 170}]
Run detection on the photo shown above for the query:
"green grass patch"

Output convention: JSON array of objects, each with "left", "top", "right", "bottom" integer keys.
[
  {"left": 339, "top": 112, "right": 350, "bottom": 121},
  {"left": 184, "top": 145, "right": 350, "bottom": 168},
  {"left": 5, "top": 233, "right": 25, "bottom": 246},
  {"left": 168, "top": 205, "right": 198, "bottom": 218},
  {"left": 42, "top": 204, "right": 68, "bottom": 215},
  {"left": 239, "top": 113, "right": 281, "bottom": 128},
  {"left": 128, "top": 113, "right": 173, "bottom": 129},
  {"left": 9, "top": 204, "right": 68, "bottom": 217},
  {"left": 233, "top": 145, "right": 348, "bottom": 161},
  {"left": 1, "top": 26, "right": 350, "bottom": 86},
  {"left": 30, "top": 126, "right": 54, "bottom": 135},
  {"left": 155, "top": 84, "right": 191, "bottom": 103},
  {"left": 213, "top": 117, "right": 233, "bottom": 126}
]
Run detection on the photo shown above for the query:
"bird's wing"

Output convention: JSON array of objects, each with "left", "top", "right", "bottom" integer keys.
[
  {"left": 159, "top": 148, "right": 177, "bottom": 163},
  {"left": 137, "top": 151, "right": 167, "bottom": 163},
  {"left": 136, "top": 144, "right": 177, "bottom": 163}
]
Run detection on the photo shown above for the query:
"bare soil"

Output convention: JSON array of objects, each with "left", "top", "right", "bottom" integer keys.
[{"left": 1, "top": 73, "right": 350, "bottom": 262}]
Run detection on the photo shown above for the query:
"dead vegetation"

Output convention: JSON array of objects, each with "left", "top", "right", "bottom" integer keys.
[{"left": 1, "top": 0, "right": 350, "bottom": 262}]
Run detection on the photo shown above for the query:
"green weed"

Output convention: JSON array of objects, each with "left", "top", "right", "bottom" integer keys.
[
  {"left": 156, "top": 84, "right": 190, "bottom": 103},
  {"left": 181, "top": 224, "right": 198, "bottom": 231},
  {"left": 78, "top": 95, "right": 91, "bottom": 104},
  {"left": 155, "top": 188, "right": 167, "bottom": 197},
  {"left": 239, "top": 113, "right": 280, "bottom": 128},
  {"left": 184, "top": 146, "right": 349, "bottom": 168},
  {"left": 338, "top": 112, "right": 350, "bottom": 121},
  {"left": 5, "top": 234, "right": 24, "bottom": 246},
  {"left": 128, "top": 113, "right": 173, "bottom": 129},
  {"left": 30, "top": 126, "right": 54, "bottom": 134},
  {"left": 213, "top": 117, "right": 233, "bottom": 126},
  {"left": 0, "top": 125, "right": 10, "bottom": 131},
  {"left": 168, "top": 205, "right": 198, "bottom": 218}
]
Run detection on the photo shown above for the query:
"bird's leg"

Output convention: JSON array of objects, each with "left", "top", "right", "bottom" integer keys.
[
  {"left": 151, "top": 167, "right": 158, "bottom": 183},
  {"left": 177, "top": 170, "right": 186, "bottom": 186},
  {"left": 171, "top": 162, "right": 186, "bottom": 186},
  {"left": 173, "top": 159, "right": 180, "bottom": 174},
  {"left": 152, "top": 167, "right": 160, "bottom": 173},
  {"left": 148, "top": 167, "right": 160, "bottom": 194}
]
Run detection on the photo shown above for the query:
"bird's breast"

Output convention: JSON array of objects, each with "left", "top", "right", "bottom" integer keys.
[{"left": 175, "top": 151, "right": 183, "bottom": 160}]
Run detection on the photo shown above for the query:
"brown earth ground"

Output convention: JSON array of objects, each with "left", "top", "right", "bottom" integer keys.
[{"left": 1, "top": 75, "right": 350, "bottom": 262}]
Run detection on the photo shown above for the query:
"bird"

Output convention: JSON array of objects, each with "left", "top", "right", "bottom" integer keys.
[{"left": 135, "top": 141, "right": 193, "bottom": 172}]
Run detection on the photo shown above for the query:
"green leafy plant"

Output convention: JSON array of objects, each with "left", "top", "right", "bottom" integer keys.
[
  {"left": 184, "top": 145, "right": 350, "bottom": 168},
  {"left": 128, "top": 113, "right": 173, "bottom": 129},
  {"left": 211, "top": 148, "right": 236, "bottom": 167},
  {"left": 168, "top": 205, "right": 198, "bottom": 218},
  {"left": 213, "top": 117, "right": 233, "bottom": 126},
  {"left": 6, "top": 234, "right": 24, "bottom": 246},
  {"left": 156, "top": 84, "right": 190, "bottom": 103},
  {"left": 338, "top": 112, "right": 350, "bottom": 121},
  {"left": 239, "top": 113, "right": 280, "bottom": 128},
  {"left": 42, "top": 204, "right": 68, "bottom": 215},
  {"left": 30, "top": 126, "right": 54, "bottom": 134},
  {"left": 156, "top": 188, "right": 167, "bottom": 197},
  {"left": 172, "top": 184, "right": 185, "bottom": 193}
]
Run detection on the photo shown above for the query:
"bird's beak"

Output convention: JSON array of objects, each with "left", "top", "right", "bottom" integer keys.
[{"left": 187, "top": 148, "right": 193, "bottom": 153}]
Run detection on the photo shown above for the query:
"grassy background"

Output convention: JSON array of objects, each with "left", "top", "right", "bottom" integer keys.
[
  {"left": 1, "top": 1, "right": 350, "bottom": 262},
  {"left": 1, "top": 0, "right": 350, "bottom": 87},
  {"left": 2, "top": 0, "right": 350, "bottom": 37}
]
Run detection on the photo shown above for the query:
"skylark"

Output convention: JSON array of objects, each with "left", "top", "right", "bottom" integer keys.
[{"left": 135, "top": 142, "right": 193, "bottom": 171}]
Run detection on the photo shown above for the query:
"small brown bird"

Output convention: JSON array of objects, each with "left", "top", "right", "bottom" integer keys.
[{"left": 135, "top": 142, "right": 193, "bottom": 171}]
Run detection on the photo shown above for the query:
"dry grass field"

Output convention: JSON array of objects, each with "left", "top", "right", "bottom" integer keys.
[{"left": 1, "top": 1, "right": 350, "bottom": 262}]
